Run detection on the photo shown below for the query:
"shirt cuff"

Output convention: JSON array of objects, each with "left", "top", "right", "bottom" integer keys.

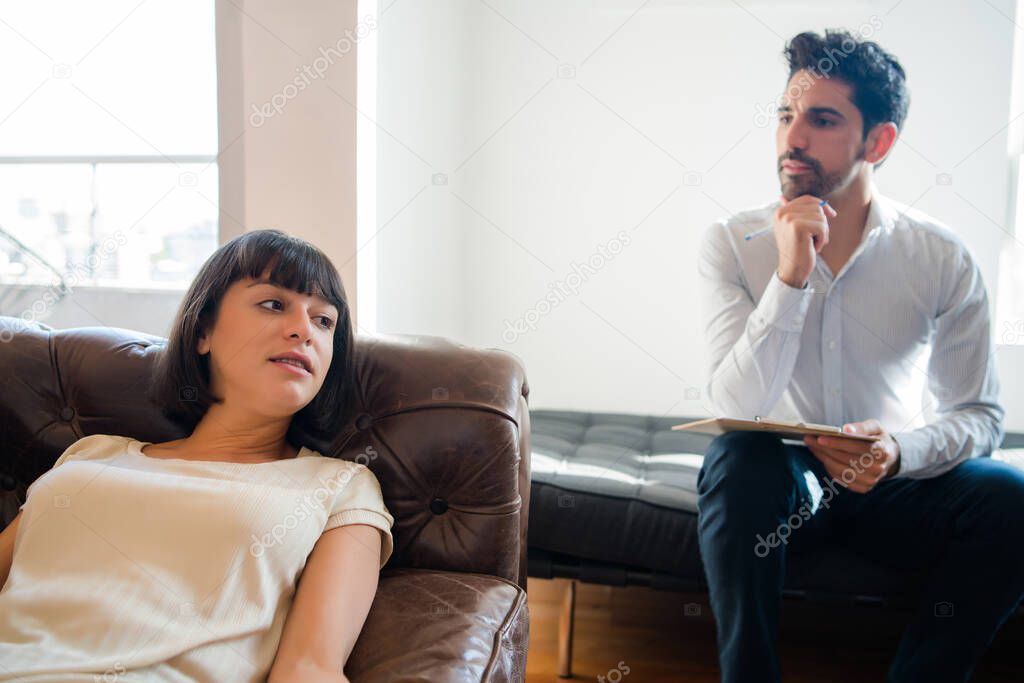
[
  {"left": 890, "top": 429, "right": 929, "bottom": 478},
  {"left": 754, "top": 271, "right": 814, "bottom": 333}
]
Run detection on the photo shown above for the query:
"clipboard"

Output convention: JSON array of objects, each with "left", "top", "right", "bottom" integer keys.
[{"left": 671, "top": 417, "right": 878, "bottom": 443}]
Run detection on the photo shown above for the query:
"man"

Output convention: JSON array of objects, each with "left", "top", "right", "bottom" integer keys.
[{"left": 697, "top": 29, "right": 1024, "bottom": 683}]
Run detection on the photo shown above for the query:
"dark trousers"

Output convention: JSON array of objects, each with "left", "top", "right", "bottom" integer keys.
[{"left": 697, "top": 431, "right": 1024, "bottom": 683}]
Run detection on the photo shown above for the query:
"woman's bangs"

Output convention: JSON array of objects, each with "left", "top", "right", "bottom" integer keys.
[{"left": 232, "top": 234, "right": 346, "bottom": 311}]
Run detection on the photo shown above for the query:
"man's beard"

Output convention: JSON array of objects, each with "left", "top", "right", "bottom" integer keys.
[{"left": 777, "top": 149, "right": 861, "bottom": 201}]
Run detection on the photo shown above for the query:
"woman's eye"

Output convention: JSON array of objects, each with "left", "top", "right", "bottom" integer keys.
[
  {"left": 259, "top": 299, "right": 333, "bottom": 329},
  {"left": 259, "top": 299, "right": 283, "bottom": 311}
]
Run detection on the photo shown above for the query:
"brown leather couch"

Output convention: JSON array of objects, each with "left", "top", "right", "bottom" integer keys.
[{"left": 0, "top": 316, "right": 531, "bottom": 682}]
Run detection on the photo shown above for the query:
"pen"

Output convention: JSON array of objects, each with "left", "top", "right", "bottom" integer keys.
[{"left": 744, "top": 199, "right": 831, "bottom": 241}]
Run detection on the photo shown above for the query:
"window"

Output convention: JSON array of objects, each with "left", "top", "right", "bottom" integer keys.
[
  {"left": 995, "top": 0, "right": 1024, "bottom": 345},
  {"left": 996, "top": 154, "right": 1024, "bottom": 345},
  {"left": 0, "top": 0, "right": 218, "bottom": 292}
]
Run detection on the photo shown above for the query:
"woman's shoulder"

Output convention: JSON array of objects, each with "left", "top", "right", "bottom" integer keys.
[
  {"left": 301, "top": 450, "right": 382, "bottom": 488},
  {"left": 53, "top": 434, "right": 134, "bottom": 466},
  {"left": 301, "top": 449, "right": 369, "bottom": 473}
]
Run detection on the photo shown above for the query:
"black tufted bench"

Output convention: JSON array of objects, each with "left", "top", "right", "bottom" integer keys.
[{"left": 526, "top": 409, "right": 1024, "bottom": 676}]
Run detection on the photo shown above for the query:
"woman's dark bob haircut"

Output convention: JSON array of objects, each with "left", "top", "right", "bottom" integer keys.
[{"left": 149, "top": 229, "right": 355, "bottom": 452}]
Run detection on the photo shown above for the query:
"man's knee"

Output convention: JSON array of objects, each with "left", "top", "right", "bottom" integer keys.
[
  {"left": 702, "top": 431, "right": 787, "bottom": 480},
  {"left": 699, "top": 431, "right": 796, "bottom": 499},
  {"left": 955, "top": 458, "right": 1024, "bottom": 539}
]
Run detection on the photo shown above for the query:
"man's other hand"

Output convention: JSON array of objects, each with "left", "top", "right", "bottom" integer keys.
[{"left": 803, "top": 418, "right": 901, "bottom": 493}]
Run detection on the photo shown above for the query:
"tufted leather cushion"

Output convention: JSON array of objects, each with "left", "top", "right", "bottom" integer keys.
[
  {"left": 0, "top": 316, "right": 530, "bottom": 681},
  {"left": 528, "top": 409, "right": 1024, "bottom": 604},
  {"left": 528, "top": 410, "right": 709, "bottom": 582}
]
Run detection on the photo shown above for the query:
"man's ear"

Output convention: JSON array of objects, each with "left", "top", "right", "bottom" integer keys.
[{"left": 864, "top": 122, "right": 898, "bottom": 165}]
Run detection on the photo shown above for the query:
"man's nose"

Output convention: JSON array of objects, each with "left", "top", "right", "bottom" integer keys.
[{"left": 784, "top": 115, "right": 809, "bottom": 151}]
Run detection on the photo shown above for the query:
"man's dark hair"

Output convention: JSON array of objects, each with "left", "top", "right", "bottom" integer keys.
[
  {"left": 149, "top": 229, "right": 355, "bottom": 454},
  {"left": 784, "top": 29, "right": 909, "bottom": 138}
]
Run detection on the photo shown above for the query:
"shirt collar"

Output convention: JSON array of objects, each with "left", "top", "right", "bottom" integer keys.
[{"left": 866, "top": 188, "right": 899, "bottom": 238}]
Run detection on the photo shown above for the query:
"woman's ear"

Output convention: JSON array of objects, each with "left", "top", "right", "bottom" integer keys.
[{"left": 197, "top": 330, "right": 211, "bottom": 355}]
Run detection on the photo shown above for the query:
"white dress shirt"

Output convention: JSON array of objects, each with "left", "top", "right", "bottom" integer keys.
[{"left": 698, "top": 189, "right": 1004, "bottom": 479}]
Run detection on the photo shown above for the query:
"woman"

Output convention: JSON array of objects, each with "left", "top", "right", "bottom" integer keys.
[{"left": 0, "top": 230, "right": 393, "bottom": 683}]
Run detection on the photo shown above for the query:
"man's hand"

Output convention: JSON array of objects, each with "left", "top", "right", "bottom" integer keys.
[
  {"left": 803, "top": 419, "right": 901, "bottom": 494},
  {"left": 774, "top": 194, "right": 837, "bottom": 289}
]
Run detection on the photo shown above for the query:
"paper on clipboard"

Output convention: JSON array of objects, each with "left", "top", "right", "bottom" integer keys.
[{"left": 671, "top": 417, "right": 878, "bottom": 443}]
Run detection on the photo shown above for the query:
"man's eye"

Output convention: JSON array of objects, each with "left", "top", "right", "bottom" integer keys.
[
  {"left": 778, "top": 116, "right": 792, "bottom": 124},
  {"left": 816, "top": 118, "right": 834, "bottom": 127}
]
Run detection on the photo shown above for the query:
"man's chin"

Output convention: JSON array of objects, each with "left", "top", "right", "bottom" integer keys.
[{"left": 780, "top": 177, "right": 823, "bottom": 201}]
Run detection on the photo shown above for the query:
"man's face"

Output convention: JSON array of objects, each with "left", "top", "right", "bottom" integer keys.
[
  {"left": 197, "top": 272, "right": 338, "bottom": 419},
  {"left": 776, "top": 69, "right": 868, "bottom": 201}
]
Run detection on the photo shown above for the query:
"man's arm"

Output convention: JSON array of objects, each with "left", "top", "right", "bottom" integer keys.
[
  {"left": 698, "top": 221, "right": 815, "bottom": 418},
  {"left": 891, "top": 249, "right": 1004, "bottom": 478}
]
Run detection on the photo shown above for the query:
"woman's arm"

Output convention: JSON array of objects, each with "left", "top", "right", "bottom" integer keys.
[
  {"left": 268, "top": 523, "right": 382, "bottom": 683},
  {"left": 0, "top": 511, "right": 22, "bottom": 590}
]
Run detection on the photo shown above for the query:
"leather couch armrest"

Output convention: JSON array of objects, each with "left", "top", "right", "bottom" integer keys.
[{"left": 332, "top": 333, "right": 531, "bottom": 588}]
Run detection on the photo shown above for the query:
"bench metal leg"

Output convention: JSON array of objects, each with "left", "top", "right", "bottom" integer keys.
[{"left": 557, "top": 579, "right": 577, "bottom": 678}]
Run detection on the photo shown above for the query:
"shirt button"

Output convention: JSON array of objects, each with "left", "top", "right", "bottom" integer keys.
[{"left": 828, "top": 340, "right": 836, "bottom": 350}]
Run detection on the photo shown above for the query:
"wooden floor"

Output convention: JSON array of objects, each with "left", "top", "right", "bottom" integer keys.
[{"left": 525, "top": 578, "right": 1024, "bottom": 682}]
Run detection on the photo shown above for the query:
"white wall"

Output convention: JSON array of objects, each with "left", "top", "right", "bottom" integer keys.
[
  {"left": 373, "top": 0, "right": 472, "bottom": 338},
  {"left": 375, "top": 0, "right": 1024, "bottom": 430},
  {"left": 216, "top": 0, "right": 363, "bottom": 321}
]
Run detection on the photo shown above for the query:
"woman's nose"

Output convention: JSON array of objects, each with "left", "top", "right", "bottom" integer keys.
[{"left": 285, "top": 309, "right": 314, "bottom": 341}]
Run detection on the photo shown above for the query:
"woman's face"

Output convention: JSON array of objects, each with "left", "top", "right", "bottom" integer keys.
[{"left": 197, "top": 273, "right": 339, "bottom": 420}]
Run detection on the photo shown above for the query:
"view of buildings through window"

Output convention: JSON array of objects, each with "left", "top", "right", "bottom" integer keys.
[{"left": 0, "top": 1, "right": 218, "bottom": 296}]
